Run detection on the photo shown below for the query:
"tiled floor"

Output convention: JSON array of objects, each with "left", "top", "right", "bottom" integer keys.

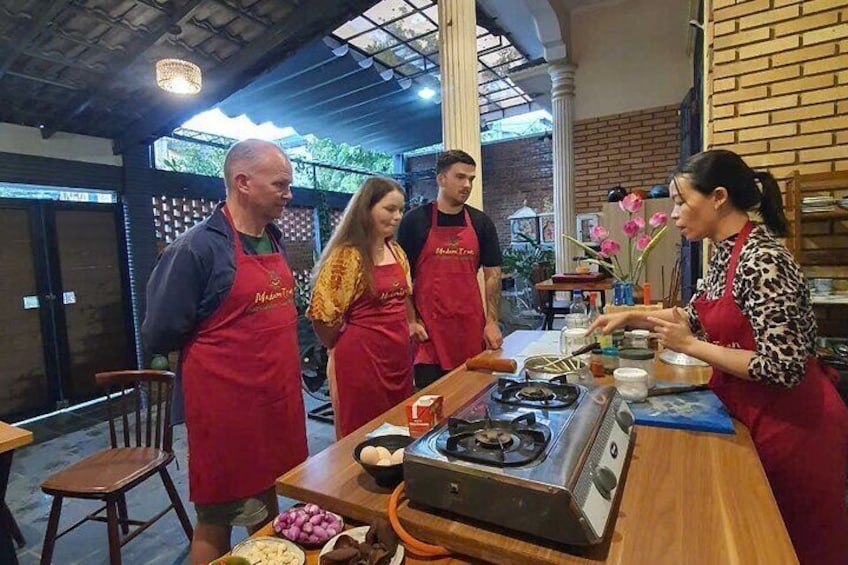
[{"left": 7, "top": 393, "right": 336, "bottom": 565}]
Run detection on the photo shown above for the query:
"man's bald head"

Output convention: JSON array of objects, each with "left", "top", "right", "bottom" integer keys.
[{"left": 223, "top": 139, "right": 289, "bottom": 193}]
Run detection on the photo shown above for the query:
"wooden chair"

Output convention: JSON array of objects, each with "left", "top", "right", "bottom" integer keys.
[{"left": 39, "top": 370, "right": 193, "bottom": 565}]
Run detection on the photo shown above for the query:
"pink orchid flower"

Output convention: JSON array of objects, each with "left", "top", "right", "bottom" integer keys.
[
  {"left": 622, "top": 219, "right": 641, "bottom": 238},
  {"left": 632, "top": 216, "right": 646, "bottom": 230},
  {"left": 600, "top": 238, "right": 621, "bottom": 257},
  {"left": 649, "top": 212, "right": 668, "bottom": 228},
  {"left": 590, "top": 225, "right": 609, "bottom": 242},
  {"left": 618, "top": 193, "right": 643, "bottom": 214},
  {"left": 636, "top": 234, "right": 653, "bottom": 251}
]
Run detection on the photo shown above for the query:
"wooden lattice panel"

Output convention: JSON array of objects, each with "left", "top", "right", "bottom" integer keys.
[
  {"left": 330, "top": 209, "right": 344, "bottom": 229},
  {"left": 152, "top": 196, "right": 218, "bottom": 244}
]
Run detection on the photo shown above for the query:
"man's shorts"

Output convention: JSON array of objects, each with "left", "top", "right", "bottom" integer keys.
[{"left": 194, "top": 486, "right": 277, "bottom": 527}]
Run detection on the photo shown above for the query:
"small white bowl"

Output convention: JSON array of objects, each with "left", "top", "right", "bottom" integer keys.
[{"left": 613, "top": 367, "right": 649, "bottom": 402}]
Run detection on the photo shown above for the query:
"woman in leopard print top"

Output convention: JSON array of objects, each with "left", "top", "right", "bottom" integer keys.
[
  {"left": 589, "top": 150, "right": 848, "bottom": 565},
  {"left": 684, "top": 222, "right": 816, "bottom": 387}
]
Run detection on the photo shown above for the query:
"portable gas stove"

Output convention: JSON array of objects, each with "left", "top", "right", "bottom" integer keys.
[{"left": 404, "top": 375, "right": 635, "bottom": 546}]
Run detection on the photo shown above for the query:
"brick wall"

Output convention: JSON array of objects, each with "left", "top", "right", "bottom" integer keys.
[
  {"left": 705, "top": 0, "right": 848, "bottom": 177},
  {"left": 574, "top": 105, "right": 680, "bottom": 213},
  {"left": 406, "top": 105, "right": 681, "bottom": 247}
]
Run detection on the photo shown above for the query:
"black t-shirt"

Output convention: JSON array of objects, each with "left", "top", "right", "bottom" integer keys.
[{"left": 397, "top": 202, "right": 503, "bottom": 277}]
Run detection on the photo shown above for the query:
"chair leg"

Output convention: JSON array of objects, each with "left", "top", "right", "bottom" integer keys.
[
  {"left": 106, "top": 500, "right": 122, "bottom": 565},
  {"left": 39, "top": 496, "right": 63, "bottom": 565},
  {"left": 160, "top": 468, "right": 193, "bottom": 541},
  {"left": 116, "top": 494, "right": 129, "bottom": 535},
  {"left": 1, "top": 502, "right": 25, "bottom": 547}
]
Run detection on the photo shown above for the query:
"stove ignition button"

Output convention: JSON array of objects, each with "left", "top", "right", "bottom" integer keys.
[
  {"left": 593, "top": 465, "right": 618, "bottom": 500},
  {"left": 616, "top": 407, "right": 634, "bottom": 432}
]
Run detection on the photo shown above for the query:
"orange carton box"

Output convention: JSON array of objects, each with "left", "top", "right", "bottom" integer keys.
[{"left": 406, "top": 395, "right": 444, "bottom": 438}]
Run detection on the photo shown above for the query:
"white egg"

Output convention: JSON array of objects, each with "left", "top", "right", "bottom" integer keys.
[
  {"left": 390, "top": 448, "right": 404, "bottom": 464},
  {"left": 360, "top": 445, "right": 381, "bottom": 465},
  {"left": 376, "top": 458, "right": 393, "bottom": 466},
  {"left": 375, "top": 446, "right": 392, "bottom": 461}
]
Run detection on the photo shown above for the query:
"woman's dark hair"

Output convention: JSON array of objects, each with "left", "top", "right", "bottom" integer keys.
[{"left": 673, "top": 149, "right": 788, "bottom": 237}]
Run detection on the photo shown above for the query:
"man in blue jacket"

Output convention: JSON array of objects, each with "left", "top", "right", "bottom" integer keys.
[{"left": 143, "top": 139, "right": 307, "bottom": 564}]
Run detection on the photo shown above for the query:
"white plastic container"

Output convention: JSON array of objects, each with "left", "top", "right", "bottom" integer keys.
[
  {"left": 613, "top": 367, "right": 649, "bottom": 402},
  {"left": 629, "top": 329, "right": 651, "bottom": 350}
]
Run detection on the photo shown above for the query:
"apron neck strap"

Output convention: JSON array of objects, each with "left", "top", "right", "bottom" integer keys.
[
  {"left": 723, "top": 220, "right": 755, "bottom": 293},
  {"left": 221, "top": 204, "right": 246, "bottom": 255},
  {"left": 431, "top": 202, "right": 471, "bottom": 225}
]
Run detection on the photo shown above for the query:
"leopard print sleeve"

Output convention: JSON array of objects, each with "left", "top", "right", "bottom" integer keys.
[{"left": 733, "top": 228, "right": 816, "bottom": 387}]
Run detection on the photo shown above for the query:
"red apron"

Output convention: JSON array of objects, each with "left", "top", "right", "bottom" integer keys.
[
  {"left": 332, "top": 256, "right": 413, "bottom": 437},
  {"left": 413, "top": 205, "right": 485, "bottom": 370},
  {"left": 180, "top": 206, "right": 308, "bottom": 504},
  {"left": 694, "top": 221, "right": 848, "bottom": 565}
]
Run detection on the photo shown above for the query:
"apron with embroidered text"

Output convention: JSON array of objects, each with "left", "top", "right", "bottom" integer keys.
[
  {"left": 331, "top": 256, "right": 413, "bottom": 438},
  {"left": 694, "top": 221, "right": 848, "bottom": 565},
  {"left": 180, "top": 206, "right": 308, "bottom": 504},
  {"left": 413, "top": 205, "right": 485, "bottom": 370}
]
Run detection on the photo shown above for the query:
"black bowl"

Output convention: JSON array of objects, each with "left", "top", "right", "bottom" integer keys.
[{"left": 353, "top": 435, "right": 413, "bottom": 488}]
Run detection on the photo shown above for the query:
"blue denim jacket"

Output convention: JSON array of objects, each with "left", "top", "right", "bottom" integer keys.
[{"left": 141, "top": 202, "right": 288, "bottom": 423}]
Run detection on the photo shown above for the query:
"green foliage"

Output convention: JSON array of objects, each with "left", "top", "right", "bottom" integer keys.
[
  {"left": 156, "top": 135, "right": 392, "bottom": 194},
  {"left": 305, "top": 137, "right": 392, "bottom": 193},
  {"left": 160, "top": 139, "right": 226, "bottom": 178},
  {"left": 316, "top": 190, "right": 333, "bottom": 248},
  {"left": 502, "top": 234, "right": 554, "bottom": 287}
]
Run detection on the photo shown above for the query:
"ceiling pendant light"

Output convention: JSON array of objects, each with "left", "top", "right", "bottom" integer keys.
[{"left": 155, "top": 58, "right": 202, "bottom": 95}]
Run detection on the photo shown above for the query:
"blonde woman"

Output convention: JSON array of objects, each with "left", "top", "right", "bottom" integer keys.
[{"left": 308, "top": 177, "right": 414, "bottom": 438}]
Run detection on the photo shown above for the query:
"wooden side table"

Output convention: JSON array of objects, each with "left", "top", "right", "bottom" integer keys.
[
  {"left": 534, "top": 278, "right": 614, "bottom": 330},
  {"left": 0, "top": 422, "right": 33, "bottom": 565}
]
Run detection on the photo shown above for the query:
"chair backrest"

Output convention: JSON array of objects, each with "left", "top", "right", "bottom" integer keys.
[{"left": 94, "top": 370, "right": 175, "bottom": 453}]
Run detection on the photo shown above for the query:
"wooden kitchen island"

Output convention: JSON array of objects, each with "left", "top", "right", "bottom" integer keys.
[{"left": 275, "top": 331, "right": 797, "bottom": 565}]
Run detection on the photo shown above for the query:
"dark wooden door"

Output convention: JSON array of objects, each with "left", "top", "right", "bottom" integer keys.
[
  {"left": 54, "top": 208, "right": 132, "bottom": 403},
  {"left": 0, "top": 204, "right": 51, "bottom": 417},
  {"left": 0, "top": 199, "right": 133, "bottom": 420}
]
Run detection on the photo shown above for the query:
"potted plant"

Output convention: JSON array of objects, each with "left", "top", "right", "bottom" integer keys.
[{"left": 502, "top": 233, "right": 555, "bottom": 309}]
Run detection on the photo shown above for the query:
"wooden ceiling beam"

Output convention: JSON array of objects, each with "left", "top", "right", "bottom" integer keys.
[
  {"left": 0, "top": 0, "right": 71, "bottom": 79},
  {"left": 112, "top": 0, "right": 381, "bottom": 155},
  {"left": 41, "top": 0, "right": 206, "bottom": 139}
]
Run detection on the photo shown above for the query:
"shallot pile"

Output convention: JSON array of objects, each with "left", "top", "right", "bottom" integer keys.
[{"left": 273, "top": 504, "right": 342, "bottom": 545}]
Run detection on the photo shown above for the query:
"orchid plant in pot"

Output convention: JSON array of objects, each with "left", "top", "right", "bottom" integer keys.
[{"left": 566, "top": 193, "right": 669, "bottom": 285}]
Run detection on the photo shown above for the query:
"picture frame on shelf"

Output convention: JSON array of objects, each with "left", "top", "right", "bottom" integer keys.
[
  {"left": 538, "top": 213, "right": 555, "bottom": 245},
  {"left": 509, "top": 215, "right": 540, "bottom": 245},
  {"left": 575, "top": 213, "right": 600, "bottom": 246}
]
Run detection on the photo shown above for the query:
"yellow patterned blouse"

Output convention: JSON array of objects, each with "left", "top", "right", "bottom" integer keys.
[{"left": 307, "top": 240, "right": 412, "bottom": 326}]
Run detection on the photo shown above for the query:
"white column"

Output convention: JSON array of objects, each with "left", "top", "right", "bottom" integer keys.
[
  {"left": 438, "top": 0, "right": 483, "bottom": 209},
  {"left": 550, "top": 60, "right": 577, "bottom": 273}
]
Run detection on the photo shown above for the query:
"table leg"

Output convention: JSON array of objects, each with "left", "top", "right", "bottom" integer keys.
[
  {"left": 544, "top": 291, "right": 554, "bottom": 330},
  {"left": 0, "top": 451, "right": 18, "bottom": 565}
]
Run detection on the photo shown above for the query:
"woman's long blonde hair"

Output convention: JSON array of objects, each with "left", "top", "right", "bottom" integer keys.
[{"left": 312, "top": 177, "right": 405, "bottom": 293}]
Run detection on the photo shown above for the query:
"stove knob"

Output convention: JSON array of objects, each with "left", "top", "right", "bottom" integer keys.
[
  {"left": 594, "top": 465, "right": 617, "bottom": 499},
  {"left": 616, "top": 407, "right": 634, "bottom": 432}
]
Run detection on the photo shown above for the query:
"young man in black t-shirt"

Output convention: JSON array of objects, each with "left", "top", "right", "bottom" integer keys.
[{"left": 397, "top": 150, "right": 503, "bottom": 389}]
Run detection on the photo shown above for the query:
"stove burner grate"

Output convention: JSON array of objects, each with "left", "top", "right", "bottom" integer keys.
[
  {"left": 436, "top": 410, "right": 551, "bottom": 466},
  {"left": 517, "top": 385, "right": 555, "bottom": 401},
  {"left": 492, "top": 375, "right": 580, "bottom": 409}
]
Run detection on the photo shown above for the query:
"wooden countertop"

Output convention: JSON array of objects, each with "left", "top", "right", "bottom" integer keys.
[
  {"left": 0, "top": 421, "right": 33, "bottom": 455},
  {"left": 276, "top": 331, "right": 797, "bottom": 565}
]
